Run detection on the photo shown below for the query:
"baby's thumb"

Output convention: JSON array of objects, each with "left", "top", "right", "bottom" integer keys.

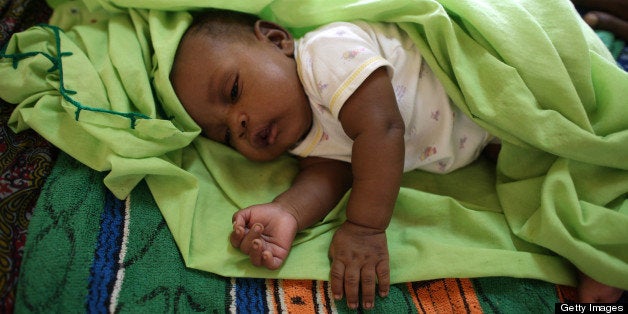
[{"left": 232, "top": 207, "right": 253, "bottom": 226}]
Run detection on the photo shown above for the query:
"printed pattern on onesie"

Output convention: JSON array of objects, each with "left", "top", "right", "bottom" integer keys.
[{"left": 291, "top": 21, "right": 491, "bottom": 173}]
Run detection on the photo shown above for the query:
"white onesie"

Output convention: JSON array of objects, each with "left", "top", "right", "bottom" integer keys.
[{"left": 290, "top": 21, "right": 492, "bottom": 173}]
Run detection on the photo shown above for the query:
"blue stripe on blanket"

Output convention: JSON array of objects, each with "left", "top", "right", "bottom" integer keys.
[
  {"left": 85, "top": 190, "right": 125, "bottom": 313},
  {"left": 235, "top": 278, "right": 269, "bottom": 313}
]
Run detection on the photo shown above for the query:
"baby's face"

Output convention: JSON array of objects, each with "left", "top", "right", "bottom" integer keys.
[{"left": 171, "top": 29, "right": 311, "bottom": 162}]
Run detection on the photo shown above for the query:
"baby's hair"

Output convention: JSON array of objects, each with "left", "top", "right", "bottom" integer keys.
[
  {"left": 185, "top": 9, "right": 260, "bottom": 42},
  {"left": 171, "top": 9, "right": 260, "bottom": 81}
]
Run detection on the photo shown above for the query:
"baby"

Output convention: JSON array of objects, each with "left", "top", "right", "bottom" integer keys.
[{"left": 170, "top": 9, "right": 624, "bottom": 309}]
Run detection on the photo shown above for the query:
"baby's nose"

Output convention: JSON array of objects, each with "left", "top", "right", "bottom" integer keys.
[
  {"left": 238, "top": 113, "right": 247, "bottom": 128},
  {"left": 235, "top": 113, "right": 248, "bottom": 137}
]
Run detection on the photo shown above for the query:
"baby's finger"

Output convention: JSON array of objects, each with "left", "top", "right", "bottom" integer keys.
[
  {"left": 343, "top": 266, "right": 361, "bottom": 310},
  {"left": 229, "top": 223, "right": 246, "bottom": 248},
  {"left": 231, "top": 209, "right": 251, "bottom": 228},
  {"left": 239, "top": 223, "right": 264, "bottom": 254},
  {"left": 261, "top": 250, "right": 284, "bottom": 270},
  {"left": 584, "top": 11, "right": 628, "bottom": 42},
  {"left": 376, "top": 260, "right": 391, "bottom": 298},
  {"left": 329, "top": 260, "right": 345, "bottom": 302},
  {"left": 360, "top": 266, "right": 376, "bottom": 309},
  {"left": 248, "top": 239, "right": 265, "bottom": 267},
  {"left": 571, "top": 0, "right": 628, "bottom": 21}
]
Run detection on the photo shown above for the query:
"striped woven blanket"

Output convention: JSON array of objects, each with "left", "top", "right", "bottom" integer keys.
[{"left": 15, "top": 152, "right": 579, "bottom": 313}]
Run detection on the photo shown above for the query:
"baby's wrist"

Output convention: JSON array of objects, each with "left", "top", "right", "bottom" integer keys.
[
  {"left": 342, "top": 219, "right": 387, "bottom": 235},
  {"left": 271, "top": 199, "right": 303, "bottom": 231}
]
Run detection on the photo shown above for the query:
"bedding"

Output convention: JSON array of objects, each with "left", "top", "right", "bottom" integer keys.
[
  {"left": 17, "top": 151, "right": 581, "bottom": 312},
  {"left": 1, "top": 0, "right": 627, "bottom": 312}
]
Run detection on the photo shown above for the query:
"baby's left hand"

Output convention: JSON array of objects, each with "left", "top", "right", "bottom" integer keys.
[{"left": 328, "top": 221, "right": 390, "bottom": 310}]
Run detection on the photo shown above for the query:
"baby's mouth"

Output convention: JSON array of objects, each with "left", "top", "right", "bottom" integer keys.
[{"left": 251, "top": 123, "right": 278, "bottom": 148}]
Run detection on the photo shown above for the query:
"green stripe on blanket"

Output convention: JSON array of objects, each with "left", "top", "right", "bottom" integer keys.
[
  {"left": 16, "top": 152, "right": 576, "bottom": 312},
  {"left": 2, "top": 0, "right": 627, "bottom": 291}
]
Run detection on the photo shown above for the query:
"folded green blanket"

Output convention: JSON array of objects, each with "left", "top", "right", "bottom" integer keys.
[{"left": 1, "top": 0, "right": 627, "bottom": 289}]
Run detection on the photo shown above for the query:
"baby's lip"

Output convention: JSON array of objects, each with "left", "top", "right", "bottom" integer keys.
[{"left": 251, "top": 123, "right": 278, "bottom": 148}]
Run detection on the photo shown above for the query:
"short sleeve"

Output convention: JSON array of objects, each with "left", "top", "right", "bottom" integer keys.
[{"left": 296, "top": 22, "right": 392, "bottom": 118}]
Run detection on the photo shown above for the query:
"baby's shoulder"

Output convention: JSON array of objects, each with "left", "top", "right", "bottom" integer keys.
[
  {"left": 303, "top": 20, "right": 411, "bottom": 49},
  {"left": 306, "top": 20, "right": 397, "bottom": 37}
]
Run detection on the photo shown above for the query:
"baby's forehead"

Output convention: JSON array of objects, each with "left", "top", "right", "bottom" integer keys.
[
  {"left": 186, "top": 12, "right": 257, "bottom": 41},
  {"left": 173, "top": 31, "right": 229, "bottom": 67},
  {"left": 180, "top": 24, "right": 254, "bottom": 54}
]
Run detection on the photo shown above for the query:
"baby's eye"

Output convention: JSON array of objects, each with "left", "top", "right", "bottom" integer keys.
[
  {"left": 224, "top": 128, "right": 232, "bottom": 148},
  {"left": 230, "top": 78, "right": 239, "bottom": 102}
]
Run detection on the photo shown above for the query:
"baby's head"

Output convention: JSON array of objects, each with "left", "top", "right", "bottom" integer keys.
[{"left": 170, "top": 9, "right": 312, "bottom": 162}]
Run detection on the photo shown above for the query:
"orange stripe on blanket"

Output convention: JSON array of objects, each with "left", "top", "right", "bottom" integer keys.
[
  {"left": 407, "top": 279, "right": 483, "bottom": 313},
  {"left": 266, "top": 280, "right": 335, "bottom": 313},
  {"left": 280, "top": 279, "right": 318, "bottom": 313}
]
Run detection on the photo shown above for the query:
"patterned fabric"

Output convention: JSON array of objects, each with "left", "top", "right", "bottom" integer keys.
[
  {"left": 0, "top": 1, "right": 54, "bottom": 311},
  {"left": 0, "top": 102, "right": 57, "bottom": 312},
  {"left": 16, "top": 152, "right": 582, "bottom": 313},
  {"left": 0, "top": 0, "right": 52, "bottom": 47}
]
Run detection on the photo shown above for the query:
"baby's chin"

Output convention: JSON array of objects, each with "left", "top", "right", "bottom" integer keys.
[{"left": 241, "top": 147, "right": 290, "bottom": 163}]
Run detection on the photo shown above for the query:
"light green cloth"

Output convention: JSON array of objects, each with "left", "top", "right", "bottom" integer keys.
[{"left": 1, "top": 0, "right": 627, "bottom": 289}]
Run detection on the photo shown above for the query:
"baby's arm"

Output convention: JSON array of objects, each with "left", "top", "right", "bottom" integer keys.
[
  {"left": 230, "top": 156, "right": 352, "bottom": 269},
  {"left": 331, "top": 67, "right": 405, "bottom": 309},
  {"left": 232, "top": 67, "right": 404, "bottom": 310}
]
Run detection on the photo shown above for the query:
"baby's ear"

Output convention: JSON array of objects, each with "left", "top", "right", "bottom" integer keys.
[{"left": 254, "top": 20, "right": 295, "bottom": 56}]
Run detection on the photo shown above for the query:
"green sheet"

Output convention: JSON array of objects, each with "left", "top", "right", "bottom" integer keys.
[{"left": 1, "top": 0, "right": 627, "bottom": 289}]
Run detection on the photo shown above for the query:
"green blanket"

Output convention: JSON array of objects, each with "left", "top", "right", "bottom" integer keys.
[{"left": 1, "top": 0, "right": 627, "bottom": 290}]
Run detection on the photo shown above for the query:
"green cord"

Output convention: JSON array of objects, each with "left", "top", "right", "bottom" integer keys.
[{"left": 0, "top": 24, "right": 150, "bottom": 129}]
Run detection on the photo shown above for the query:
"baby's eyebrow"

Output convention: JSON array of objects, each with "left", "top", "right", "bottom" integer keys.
[
  {"left": 218, "top": 74, "right": 228, "bottom": 102},
  {"left": 206, "top": 74, "right": 223, "bottom": 103},
  {"left": 202, "top": 63, "right": 225, "bottom": 103}
]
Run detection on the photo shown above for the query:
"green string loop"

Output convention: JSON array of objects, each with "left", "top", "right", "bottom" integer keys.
[{"left": 1, "top": 24, "right": 150, "bottom": 129}]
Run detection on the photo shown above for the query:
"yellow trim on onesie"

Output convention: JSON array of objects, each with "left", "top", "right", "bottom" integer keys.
[{"left": 329, "top": 56, "right": 387, "bottom": 115}]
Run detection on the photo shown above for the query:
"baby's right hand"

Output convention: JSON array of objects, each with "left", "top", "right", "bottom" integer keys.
[
  {"left": 328, "top": 221, "right": 390, "bottom": 310},
  {"left": 229, "top": 203, "right": 299, "bottom": 269}
]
